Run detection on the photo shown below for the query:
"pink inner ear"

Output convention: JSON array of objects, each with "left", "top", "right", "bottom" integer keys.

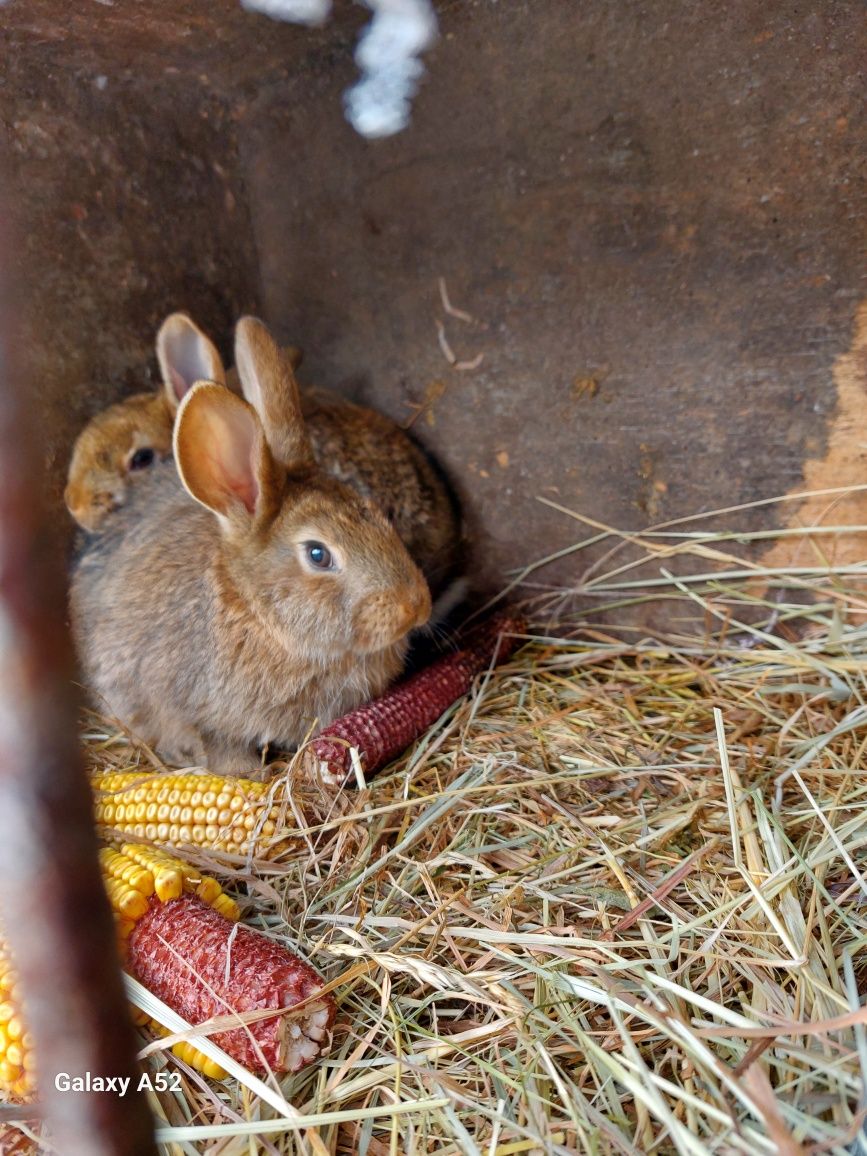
[
  {"left": 224, "top": 450, "right": 260, "bottom": 515},
  {"left": 208, "top": 407, "right": 262, "bottom": 517},
  {"left": 169, "top": 365, "right": 189, "bottom": 403}
]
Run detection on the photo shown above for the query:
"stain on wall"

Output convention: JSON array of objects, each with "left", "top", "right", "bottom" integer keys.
[{"left": 759, "top": 302, "right": 867, "bottom": 575}]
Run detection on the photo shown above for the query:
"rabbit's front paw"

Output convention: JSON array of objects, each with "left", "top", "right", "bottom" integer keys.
[{"left": 203, "top": 737, "right": 268, "bottom": 780}]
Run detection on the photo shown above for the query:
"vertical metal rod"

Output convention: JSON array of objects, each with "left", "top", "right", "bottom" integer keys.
[{"left": 0, "top": 237, "right": 155, "bottom": 1153}]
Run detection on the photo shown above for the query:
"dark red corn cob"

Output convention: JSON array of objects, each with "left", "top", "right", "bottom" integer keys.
[
  {"left": 308, "top": 610, "right": 525, "bottom": 785},
  {"left": 127, "top": 895, "right": 334, "bottom": 1072},
  {"left": 0, "top": 1126, "right": 36, "bottom": 1155}
]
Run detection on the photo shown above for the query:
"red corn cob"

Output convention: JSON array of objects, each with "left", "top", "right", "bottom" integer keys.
[
  {"left": 0, "top": 1127, "right": 36, "bottom": 1155},
  {"left": 308, "top": 610, "right": 525, "bottom": 785},
  {"left": 127, "top": 895, "right": 334, "bottom": 1073}
]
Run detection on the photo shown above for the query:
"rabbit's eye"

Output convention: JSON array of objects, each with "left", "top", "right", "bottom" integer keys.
[
  {"left": 303, "top": 541, "right": 335, "bottom": 571},
  {"left": 128, "top": 448, "right": 155, "bottom": 471}
]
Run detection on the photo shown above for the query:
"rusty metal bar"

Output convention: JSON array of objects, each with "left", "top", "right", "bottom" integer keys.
[{"left": 0, "top": 236, "right": 155, "bottom": 1153}]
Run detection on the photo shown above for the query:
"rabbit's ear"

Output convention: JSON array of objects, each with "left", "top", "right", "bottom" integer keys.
[
  {"left": 174, "top": 383, "right": 280, "bottom": 532},
  {"left": 157, "top": 313, "right": 227, "bottom": 412},
  {"left": 234, "top": 316, "right": 314, "bottom": 473}
]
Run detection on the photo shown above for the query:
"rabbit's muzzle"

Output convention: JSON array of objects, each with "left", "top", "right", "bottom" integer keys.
[
  {"left": 64, "top": 482, "right": 123, "bottom": 532},
  {"left": 353, "top": 585, "right": 432, "bottom": 653}
]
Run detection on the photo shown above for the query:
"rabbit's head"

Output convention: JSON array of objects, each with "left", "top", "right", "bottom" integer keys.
[
  {"left": 64, "top": 392, "right": 175, "bottom": 531},
  {"left": 174, "top": 317, "right": 432, "bottom": 663},
  {"left": 64, "top": 314, "right": 226, "bottom": 532}
]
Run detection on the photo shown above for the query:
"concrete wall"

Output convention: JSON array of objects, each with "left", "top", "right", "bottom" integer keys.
[{"left": 2, "top": 0, "right": 865, "bottom": 617}]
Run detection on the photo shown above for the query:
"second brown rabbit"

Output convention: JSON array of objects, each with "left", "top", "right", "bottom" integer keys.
[{"left": 66, "top": 314, "right": 464, "bottom": 607}]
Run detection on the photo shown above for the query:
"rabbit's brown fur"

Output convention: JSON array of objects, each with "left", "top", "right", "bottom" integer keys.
[{"left": 70, "top": 320, "right": 431, "bottom": 776}]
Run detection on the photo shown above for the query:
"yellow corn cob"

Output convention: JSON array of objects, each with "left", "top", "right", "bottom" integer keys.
[
  {"left": 171, "top": 1039, "right": 228, "bottom": 1081},
  {"left": 130, "top": 1009, "right": 228, "bottom": 1080},
  {"left": 92, "top": 772, "right": 282, "bottom": 856},
  {"left": 103, "top": 875, "right": 150, "bottom": 922},
  {"left": 118, "top": 845, "right": 187, "bottom": 903},
  {"left": 210, "top": 893, "right": 240, "bottom": 920},
  {"left": 0, "top": 947, "right": 35, "bottom": 1100}
]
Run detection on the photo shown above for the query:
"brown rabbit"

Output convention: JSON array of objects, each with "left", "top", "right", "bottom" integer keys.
[
  {"left": 66, "top": 314, "right": 463, "bottom": 609},
  {"left": 70, "top": 317, "right": 432, "bottom": 777},
  {"left": 64, "top": 315, "right": 302, "bottom": 533}
]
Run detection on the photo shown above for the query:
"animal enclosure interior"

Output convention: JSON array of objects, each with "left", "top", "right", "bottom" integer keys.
[{"left": 1, "top": 1, "right": 867, "bottom": 1153}]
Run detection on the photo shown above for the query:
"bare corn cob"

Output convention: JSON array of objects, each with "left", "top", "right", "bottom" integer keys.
[
  {"left": 0, "top": 1125, "right": 37, "bottom": 1155},
  {"left": 127, "top": 896, "right": 334, "bottom": 1072},
  {"left": 0, "top": 845, "right": 331, "bottom": 1097},
  {"left": 307, "top": 610, "right": 525, "bottom": 784}
]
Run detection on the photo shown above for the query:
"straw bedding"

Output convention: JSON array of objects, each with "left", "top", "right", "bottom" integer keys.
[{"left": 78, "top": 508, "right": 867, "bottom": 1155}]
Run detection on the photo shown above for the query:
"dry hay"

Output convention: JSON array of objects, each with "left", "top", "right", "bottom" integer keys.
[{"left": 67, "top": 504, "right": 867, "bottom": 1153}]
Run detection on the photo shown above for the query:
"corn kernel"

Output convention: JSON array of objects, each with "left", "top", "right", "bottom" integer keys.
[
  {"left": 105, "top": 880, "right": 149, "bottom": 921},
  {"left": 212, "top": 894, "right": 240, "bottom": 921},
  {"left": 195, "top": 878, "right": 222, "bottom": 904},
  {"left": 116, "top": 919, "right": 136, "bottom": 941}
]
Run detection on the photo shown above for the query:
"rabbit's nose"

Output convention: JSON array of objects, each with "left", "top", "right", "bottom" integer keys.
[{"left": 400, "top": 587, "right": 431, "bottom": 633}]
